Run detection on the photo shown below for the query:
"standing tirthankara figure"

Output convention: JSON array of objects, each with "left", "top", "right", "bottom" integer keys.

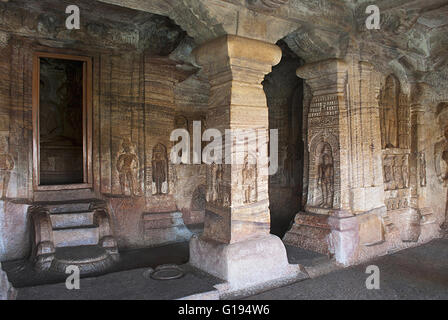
[
  {"left": 242, "top": 155, "right": 257, "bottom": 204},
  {"left": 117, "top": 138, "right": 140, "bottom": 197},
  {"left": 381, "top": 75, "right": 399, "bottom": 149},
  {"left": 317, "top": 146, "right": 334, "bottom": 209},
  {"left": 152, "top": 143, "right": 168, "bottom": 195}
]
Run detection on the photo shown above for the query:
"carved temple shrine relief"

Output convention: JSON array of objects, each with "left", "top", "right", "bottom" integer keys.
[
  {"left": 152, "top": 143, "right": 169, "bottom": 195},
  {"left": 117, "top": 138, "right": 141, "bottom": 197},
  {"left": 0, "top": 135, "right": 14, "bottom": 199}
]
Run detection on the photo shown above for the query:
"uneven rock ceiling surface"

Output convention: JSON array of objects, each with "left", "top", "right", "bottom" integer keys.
[{"left": 2, "top": 0, "right": 447, "bottom": 94}]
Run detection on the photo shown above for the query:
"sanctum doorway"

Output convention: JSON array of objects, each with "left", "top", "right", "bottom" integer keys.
[{"left": 32, "top": 53, "right": 92, "bottom": 190}]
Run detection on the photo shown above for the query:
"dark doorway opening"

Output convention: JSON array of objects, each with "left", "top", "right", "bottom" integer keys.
[
  {"left": 33, "top": 53, "right": 92, "bottom": 189},
  {"left": 263, "top": 41, "right": 304, "bottom": 237},
  {"left": 39, "top": 58, "right": 83, "bottom": 185}
]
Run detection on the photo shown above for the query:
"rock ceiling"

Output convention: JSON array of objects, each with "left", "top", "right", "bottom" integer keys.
[
  {"left": 1, "top": 0, "right": 446, "bottom": 95},
  {"left": 94, "top": 0, "right": 447, "bottom": 95}
]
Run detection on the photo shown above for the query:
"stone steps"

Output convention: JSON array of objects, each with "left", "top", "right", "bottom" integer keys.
[
  {"left": 37, "top": 200, "right": 95, "bottom": 214},
  {"left": 50, "top": 211, "right": 95, "bottom": 229},
  {"left": 53, "top": 225, "right": 100, "bottom": 248}
]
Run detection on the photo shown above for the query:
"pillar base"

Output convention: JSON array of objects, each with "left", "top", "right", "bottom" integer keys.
[
  {"left": 142, "top": 212, "right": 193, "bottom": 247},
  {"left": 189, "top": 234, "right": 303, "bottom": 290},
  {"left": 283, "top": 212, "right": 331, "bottom": 255}
]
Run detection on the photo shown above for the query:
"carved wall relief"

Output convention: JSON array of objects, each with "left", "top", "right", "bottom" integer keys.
[
  {"left": 242, "top": 155, "right": 258, "bottom": 204},
  {"left": 380, "top": 74, "right": 411, "bottom": 213},
  {"left": 191, "top": 184, "right": 206, "bottom": 211},
  {"left": 381, "top": 75, "right": 399, "bottom": 149},
  {"left": 434, "top": 126, "right": 448, "bottom": 184},
  {"left": 152, "top": 143, "right": 169, "bottom": 195},
  {"left": 380, "top": 75, "right": 410, "bottom": 150},
  {"left": 418, "top": 152, "right": 427, "bottom": 187},
  {"left": 117, "top": 138, "right": 140, "bottom": 197},
  {"left": 383, "top": 150, "right": 411, "bottom": 210},
  {"left": 206, "top": 163, "right": 230, "bottom": 208},
  {"left": 317, "top": 144, "right": 334, "bottom": 209},
  {"left": 0, "top": 135, "right": 14, "bottom": 199},
  {"left": 305, "top": 92, "right": 341, "bottom": 213},
  {"left": 307, "top": 136, "right": 339, "bottom": 212}
]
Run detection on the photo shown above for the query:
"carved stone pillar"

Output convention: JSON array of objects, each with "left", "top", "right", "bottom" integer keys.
[
  {"left": 189, "top": 35, "right": 302, "bottom": 288},
  {"left": 410, "top": 84, "right": 436, "bottom": 228},
  {"left": 284, "top": 59, "right": 386, "bottom": 265}
]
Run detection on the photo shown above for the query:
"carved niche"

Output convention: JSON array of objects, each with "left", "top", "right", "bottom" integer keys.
[
  {"left": 305, "top": 92, "right": 340, "bottom": 213},
  {"left": 380, "top": 75, "right": 410, "bottom": 150},
  {"left": 152, "top": 143, "right": 169, "bottom": 195},
  {"left": 307, "top": 136, "right": 339, "bottom": 212},
  {"left": 380, "top": 75, "right": 411, "bottom": 211},
  {"left": 117, "top": 138, "right": 140, "bottom": 197}
]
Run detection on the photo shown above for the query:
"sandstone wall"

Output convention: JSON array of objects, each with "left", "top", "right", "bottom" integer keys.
[{"left": 0, "top": 0, "right": 206, "bottom": 259}]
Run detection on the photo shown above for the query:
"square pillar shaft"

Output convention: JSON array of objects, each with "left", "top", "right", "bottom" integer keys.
[
  {"left": 189, "top": 35, "right": 301, "bottom": 288},
  {"left": 194, "top": 35, "right": 281, "bottom": 244}
]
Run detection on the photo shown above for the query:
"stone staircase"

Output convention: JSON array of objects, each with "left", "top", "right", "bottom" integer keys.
[{"left": 30, "top": 198, "right": 119, "bottom": 274}]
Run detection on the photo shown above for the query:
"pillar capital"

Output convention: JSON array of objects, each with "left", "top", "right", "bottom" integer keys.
[
  {"left": 194, "top": 34, "right": 282, "bottom": 70},
  {"left": 296, "top": 59, "right": 348, "bottom": 95}
]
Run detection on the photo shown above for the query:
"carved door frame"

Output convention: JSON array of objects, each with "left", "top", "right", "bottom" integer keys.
[{"left": 32, "top": 52, "right": 93, "bottom": 191}]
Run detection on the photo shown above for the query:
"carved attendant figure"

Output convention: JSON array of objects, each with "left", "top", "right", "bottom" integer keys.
[
  {"left": 402, "top": 154, "right": 409, "bottom": 188},
  {"left": 152, "top": 144, "right": 168, "bottom": 195},
  {"left": 419, "top": 152, "right": 427, "bottom": 187},
  {"left": 383, "top": 155, "right": 394, "bottom": 190},
  {"left": 215, "top": 164, "right": 224, "bottom": 204},
  {"left": 117, "top": 139, "right": 139, "bottom": 196},
  {"left": 0, "top": 136, "right": 14, "bottom": 199},
  {"left": 318, "top": 146, "right": 334, "bottom": 208},
  {"left": 242, "top": 155, "right": 257, "bottom": 204}
]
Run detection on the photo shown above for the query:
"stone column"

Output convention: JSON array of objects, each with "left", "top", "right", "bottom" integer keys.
[
  {"left": 189, "top": 35, "right": 301, "bottom": 289},
  {"left": 284, "top": 59, "right": 386, "bottom": 265},
  {"left": 410, "top": 83, "right": 438, "bottom": 236}
]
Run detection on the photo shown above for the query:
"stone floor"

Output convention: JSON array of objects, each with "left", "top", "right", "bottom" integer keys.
[
  {"left": 6, "top": 237, "right": 446, "bottom": 300},
  {"left": 246, "top": 239, "right": 448, "bottom": 300}
]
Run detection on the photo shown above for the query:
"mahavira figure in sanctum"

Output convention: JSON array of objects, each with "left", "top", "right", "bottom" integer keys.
[
  {"left": 117, "top": 138, "right": 139, "bottom": 196},
  {"left": 318, "top": 145, "right": 334, "bottom": 208}
]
